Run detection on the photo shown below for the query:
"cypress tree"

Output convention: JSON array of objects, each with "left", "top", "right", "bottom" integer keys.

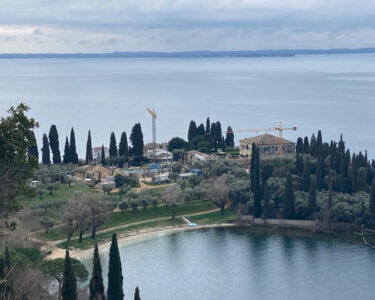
[
  {"left": 316, "top": 158, "right": 324, "bottom": 191},
  {"left": 109, "top": 132, "right": 118, "bottom": 157},
  {"left": 63, "top": 137, "right": 70, "bottom": 164},
  {"left": 308, "top": 176, "right": 317, "bottom": 217},
  {"left": 216, "top": 121, "right": 222, "bottom": 144},
  {"left": 250, "top": 143, "right": 256, "bottom": 193},
  {"left": 61, "top": 250, "right": 77, "bottom": 300},
  {"left": 101, "top": 145, "right": 106, "bottom": 165},
  {"left": 316, "top": 130, "right": 323, "bottom": 158},
  {"left": 86, "top": 130, "right": 93, "bottom": 164},
  {"left": 309, "top": 133, "right": 317, "bottom": 157},
  {"left": 370, "top": 178, "right": 375, "bottom": 214},
  {"left": 301, "top": 160, "right": 311, "bottom": 192},
  {"left": 107, "top": 233, "right": 124, "bottom": 300},
  {"left": 303, "top": 136, "right": 309, "bottom": 154},
  {"left": 119, "top": 132, "right": 129, "bottom": 159},
  {"left": 296, "top": 137, "right": 303, "bottom": 154},
  {"left": 134, "top": 287, "right": 140, "bottom": 300},
  {"left": 4, "top": 247, "right": 10, "bottom": 271},
  {"left": 225, "top": 126, "right": 234, "bottom": 148},
  {"left": 49, "top": 124, "right": 61, "bottom": 164},
  {"left": 28, "top": 131, "right": 39, "bottom": 161},
  {"left": 210, "top": 122, "right": 217, "bottom": 152},
  {"left": 188, "top": 120, "right": 197, "bottom": 143},
  {"left": 197, "top": 123, "right": 205, "bottom": 136},
  {"left": 69, "top": 128, "right": 78, "bottom": 164},
  {"left": 130, "top": 123, "right": 144, "bottom": 165},
  {"left": 262, "top": 181, "right": 270, "bottom": 219},
  {"left": 283, "top": 173, "right": 295, "bottom": 219},
  {"left": 89, "top": 244, "right": 105, "bottom": 300},
  {"left": 295, "top": 153, "right": 303, "bottom": 176},
  {"left": 253, "top": 147, "right": 261, "bottom": 218},
  {"left": 41, "top": 133, "right": 51, "bottom": 165},
  {"left": 205, "top": 117, "right": 210, "bottom": 134}
]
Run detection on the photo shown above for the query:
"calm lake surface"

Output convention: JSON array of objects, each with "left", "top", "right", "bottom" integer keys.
[
  {"left": 0, "top": 54, "right": 374, "bottom": 157},
  {"left": 80, "top": 227, "right": 375, "bottom": 300}
]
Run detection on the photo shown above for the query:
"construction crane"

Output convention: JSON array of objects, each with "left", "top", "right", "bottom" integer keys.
[
  {"left": 147, "top": 108, "right": 157, "bottom": 159},
  {"left": 229, "top": 122, "right": 297, "bottom": 155}
]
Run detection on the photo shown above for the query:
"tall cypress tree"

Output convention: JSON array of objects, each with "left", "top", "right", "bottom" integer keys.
[
  {"left": 130, "top": 123, "right": 144, "bottom": 165},
  {"left": 28, "top": 131, "right": 39, "bottom": 161},
  {"left": 296, "top": 137, "right": 303, "bottom": 154},
  {"left": 253, "top": 147, "right": 261, "bottom": 218},
  {"left": 301, "top": 160, "right": 311, "bottom": 192},
  {"left": 316, "top": 158, "right": 324, "bottom": 191},
  {"left": 61, "top": 250, "right": 77, "bottom": 300},
  {"left": 250, "top": 143, "right": 256, "bottom": 193},
  {"left": 283, "top": 173, "right": 295, "bottom": 219},
  {"left": 225, "top": 126, "right": 234, "bottom": 148},
  {"left": 119, "top": 131, "right": 129, "bottom": 159},
  {"left": 309, "top": 133, "right": 317, "bottom": 157},
  {"left": 41, "top": 133, "right": 51, "bottom": 165},
  {"left": 210, "top": 122, "right": 217, "bottom": 152},
  {"left": 303, "top": 136, "right": 309, "bottom": 154},
  {"left": 107, "top": 233, "right": 124, "bottom": 300},
  {"left": 188, "top": 120, "right": 197, "bottom": 143},
  {"left": 63, "top": 137, "right": 70, "bottom": 164},
  {"left": 101, "top": 145, "right": 106, "bottom": 166},
  {"left": 205, "top": 117, "right": 210, "bottom": 134},
  {"left": 134, "top": 287, "right": 140, "bottom": 300},
  {"left": 49, "top": 124, "right": 61, "bottom": 164},
  {"left": 86, "top": 130, "right": 93, "bottom": 164},
  {"left": 69, "top": 128, "right": 78, "bottom": 164},
  {"left": 262, "top": 180, "right": 270, "bottom": 219},
  {"left": 89, "top": 243, "right": 105, "bottom": 300},
  {"left": 216, "top": 121, "right": 222, "bottom": 144},
  {"left": 308, "top": 176, "right": 317, "bottom": 217},
  {"left": 109, "top": 132, "right": 118, "bottom": 158},
  {"left": 316, "top": 130, "right": 323, "bottom": 158},
  {"left": 370, "top": 178, "right": 375, "bottom": 214}
]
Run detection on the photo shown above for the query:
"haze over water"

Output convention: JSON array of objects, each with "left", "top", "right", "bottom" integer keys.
[{"left": 0, "top": 54, "right": 374, "bottom": 157}]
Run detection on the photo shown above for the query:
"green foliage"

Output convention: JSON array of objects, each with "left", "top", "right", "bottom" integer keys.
[
  {"left": 49, "top": 124, "right": 61, "bottom": 164},
  {"left": 308, "top": 176, "right": 317, "bottom": 217},
  {"left": 370, "top": 178, "right": 375, "bottom": 214},
  {"left": 61, "top": 250, "right": 77, "bottom": 300},
  {"left": 188, "top": 120, "right": 197, "bottom": 143},
  {"left": 130, "top": 123, "right": 144, "bottom": 165},
  {"left": 40, "top": 216, "right": 54, "bottom": 233},
  {"left": 225, "top": 126, "right": 234, "bottom": 148},
  {"left": 69, "top": 128, "right": 78, "bottom": 164},
  {"left": 40, "top": 257, "right": 89, "bottom": 282},
  {"left": 42, "top": 133, "right": 51, "bottom": 165},
  {"left": 114, "top": 174, "right": 138, "bottom": 188},
  {"left": 134, "top": 286, "right": 140, "bottom": 300},
  {"left": 89, "top": 244, "right": 105, "bottom": 300},
  {"left": 109, "top": 132, "right": 118, "bottom": 158},
  {"left": 168, "top": 137, "right": 189, "bottom": 152},
  {"left": 63, "top": 137, "right": 70, "bottom": 164},
  {"left": 119, "top": 131, "right": 129, "bottom": 165},
  {"left": 86, "top": 130, "right": 93, "bottom": 164},
  {"left": 172, "top": 149, "right": 185, "bottom": 161},
  {"left": 283, "top": 173, "right": 295, "bottom": 219},
  {"left": 107, "top": 233, "right": 124, "bottom": 300}
]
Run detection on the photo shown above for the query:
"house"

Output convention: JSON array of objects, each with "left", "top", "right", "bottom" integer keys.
[
  {"left": 191, "top": 169, "right": 203, "bottom": 176},
  {"left": 146, "top": 149, "right": 172, "bottom": 160},
  {"left": 178, "top": 173, "right": 195, "bottom": 181},
  {"left": 239, "top": 133, "right": 295, "bottom": 157},
  {"left": 153, "top": 173, "right": 169, "bottom": 184},
  {"left": 93, "top": 146, "right": 109, "bottom": 160},
  {"left": 186, "top": 150, "right": 216, "bottom": 163}
]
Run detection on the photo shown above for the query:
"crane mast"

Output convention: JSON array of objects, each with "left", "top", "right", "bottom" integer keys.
[{"left": 147, "top": 108, "right": 157, "bottom": 159}]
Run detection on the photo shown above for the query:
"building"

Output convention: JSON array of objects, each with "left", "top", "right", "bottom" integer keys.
[
  {"left": 146, "top": 149, "right": 172, "bottom": 160},
  {"left": 185, "top": 150, "right": 216, "bottom": 163},
  {"left": 93, "top": 146, "right": 109, "bottom": 160},
  {"left": 239, "top": 133, "right": 295, "bottom": 157}
]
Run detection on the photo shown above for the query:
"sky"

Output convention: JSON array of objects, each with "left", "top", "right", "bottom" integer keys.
[{"left": 0, "top": 0, "right": 375, "bottom": 52}]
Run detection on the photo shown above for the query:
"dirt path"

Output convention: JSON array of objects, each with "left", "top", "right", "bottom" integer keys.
[{"left": 133, "top": 181, "right": 175, "bottom": 192}]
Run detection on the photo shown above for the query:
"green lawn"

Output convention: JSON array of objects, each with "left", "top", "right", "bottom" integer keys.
[
  {"left": 187, "top": 210, "right": 236, "bottom": 225},
  {"left": 35, "top": 200, "right": 216, "bottom": 241}
]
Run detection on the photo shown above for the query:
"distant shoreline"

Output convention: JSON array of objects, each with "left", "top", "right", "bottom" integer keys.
[{"left": 1, "top": 48, "right": 375, "bottom": 59}]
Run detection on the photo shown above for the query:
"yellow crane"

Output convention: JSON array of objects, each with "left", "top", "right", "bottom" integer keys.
[
  {"left": 147, "top": 108, "right": 157, "bottom": 159},
  {"left": 228, "top": 122, "right": 297, "bottom": 155}
]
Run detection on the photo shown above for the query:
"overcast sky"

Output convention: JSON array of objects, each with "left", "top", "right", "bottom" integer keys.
[{"left": 1, "top": 0, "right": 375, "bottom": 53}]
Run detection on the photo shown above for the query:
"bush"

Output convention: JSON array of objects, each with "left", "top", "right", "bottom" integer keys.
[
  {"left": 119, "top": 201, "right": 128, "bottom": 212},
  {"left": 130, "top": 200, "right": 139, "bottom": 213}
]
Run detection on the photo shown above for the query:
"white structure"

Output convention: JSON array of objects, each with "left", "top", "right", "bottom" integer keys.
[
  {"left": 153, "top": 173, "right": 169, "bottom": 184},
  {"left": 178, "top": 173, "right": 195, "bottom": 181},
  {"left": 147, "top": 149, "right": 172, "bottom": 160},
  {"left": 29, "top": 180, "right": 40, "bottom": 188}
]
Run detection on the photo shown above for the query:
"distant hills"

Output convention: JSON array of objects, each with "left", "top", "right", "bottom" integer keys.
[{"left": 1, "top": 48, "right": 375, "bottom": 59}]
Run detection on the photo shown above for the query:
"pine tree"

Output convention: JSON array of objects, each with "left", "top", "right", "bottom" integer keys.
[
  {"left": 370, "top": 178, "right": 375, "bottom": 214},
  {"left": 216, "top": 121, "right": 222, "bottom": 144},
  {"left": 253, "top": 147, "right": 261, "bottom": 218},
  {"left": 61, "top": 250, "right": 77, "bottom": 300},
  {"left": 109, "top": 132, "right": 118, "bottom": 157},
  {"left": 28, "top": 131, "right": 39, "bottom": 161},
  {"left": 225, "top": 126, "right": 234, "bottom": 148},
  {"left": 41, "top": 133, "right": 51, "bottom": 165},
  {"left": 63, "top": 137, "right": 70, "bottom": 164},
  {"left": 89, "top": 244, "right": 105, "bottom": 300},
  {"left": 101, "top": 145, "right": 106, "bottom": 165},
  {"left": 301, "top": 160, "right": 311, "bottom": 192},
  {"left": 107, "top": 233, "right": 124, "bottom": 300},
  {"left": 308, "top": 176, "right": 317, "bottom": 217},
  {"left": 188, "top": 120, "right": 197, "bottom": 143},
  {"left": 130, "top": 123, "right": 144, "bottom": 165},
  {"left": 205, "top": 117, "right": 210, "bottom": 134},
  {"left": 119, "top": 131, "right": 129, "bottom": 160},
  {"left": 69, "top": 128, "right": 78, "bottom": 164},
  {"left": 283, "top": 173, "right": 295, "bottom": 219},
  {"left": 134, "top": 287, "right": 140, "bottom": 300},
  {"left": 210, "top": 122, "right": 217, "bottom": 152},
  {"left": 49, "top": 125, "right": 61, "bottom": 164},
  {"left": 86, "top": 130, "right": 93, "bottom": 164}
]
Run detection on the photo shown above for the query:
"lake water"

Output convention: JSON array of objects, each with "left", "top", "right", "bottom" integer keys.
[
  {"left": 0, "top": 54, "right": 374, "bottom": 157},
  {"left": 80, "top": 227, "right": 375, "bottom": 300}
]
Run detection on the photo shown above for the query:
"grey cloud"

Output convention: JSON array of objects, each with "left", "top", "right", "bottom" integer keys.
[{"left": 32, "top": 28, "right": 42, "bottom": 35}]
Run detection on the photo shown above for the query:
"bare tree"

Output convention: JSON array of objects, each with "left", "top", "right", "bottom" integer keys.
[
  {"left": 205, "top": 176, "right": 230, "bottom": 215},
  {"left": 89, "top": 195, "right": 110, "bottom": 239},
  {"left": 164, "top": 185, "right": 183, "bottom": 220}
]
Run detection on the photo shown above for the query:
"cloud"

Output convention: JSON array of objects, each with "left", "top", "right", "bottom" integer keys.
[{"left": 0, "top": 0, "right": 374, "bottom": 52}]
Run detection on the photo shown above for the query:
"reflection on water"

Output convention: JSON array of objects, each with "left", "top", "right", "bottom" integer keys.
[{"left": 80, "top": 227, "right": 375, "bottom": 300}]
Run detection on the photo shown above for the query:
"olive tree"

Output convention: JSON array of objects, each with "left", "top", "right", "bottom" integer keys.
[
  {"left": 205, "top": 176, "right": 230, "bottom": 215},
  {"left": 164, "top": 185, "right": 183, "bottom": 220}
]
